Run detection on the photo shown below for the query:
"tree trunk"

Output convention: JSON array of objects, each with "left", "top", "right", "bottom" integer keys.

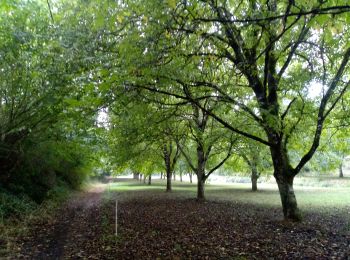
[
  {"left": 251, "top": 167, "right": 259, "bottom": 192},
  {"left": 275, "top": 174, "right": 301, "bottom": 221},
  {"left": 197, "top": 176, "right": 205, "bottom": 200},
  {"left": 166, "top": 171, "right": 172, "bottom": 192},
  {"left": 163, "top": 145, "right": 172, "bottom": 192},
  {"left": 133, "top": 172, "right": 139, "bottom": 180},
  {"left": 148, "top": 175, "right": 152, "bottom": 185},
  {"left": 269, "top": 139, "right": 302, "bottom": 221},
  {"left": 339, "top": 163, "right": 344, "bottom": 178},
  {"left": 196, "top": 146, "right": 207, "bottom": 200},
  {"left": 143, "top": 175, "right": 146, "bottom": 184},
  {"left": 189, "top": 172, "right": 192, "bottom": 183},
  {"left": 160, "top": 172, "right": 163, "bottom": 179},
  {"left": 173, "top": 172, "right": 176, "bottom": 181},
  {"left": 139, "top": 174, "right": 142, "bottom": 182},
  {"left": 180, "top": 172, "right": 183, "bottom": 182},
  {"left": 251, "top": 174, "right": 258, "bottom": 192}
]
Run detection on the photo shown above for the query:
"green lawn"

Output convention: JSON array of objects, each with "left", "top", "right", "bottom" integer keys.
[{"left": 106, "top": 178, "right": 350, "bottom": 212}]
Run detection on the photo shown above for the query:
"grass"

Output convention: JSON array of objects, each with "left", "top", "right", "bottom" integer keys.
[
  {"left": 294, "top": 175, "right": 350, "bottom": 188},
  {"left": 106, "top": 177, "right": 350, "bottom": 213}
]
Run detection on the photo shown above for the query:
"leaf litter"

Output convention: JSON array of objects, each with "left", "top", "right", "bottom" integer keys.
[{"left": 11, "top": 189, "right": 350, "bottom": 259}]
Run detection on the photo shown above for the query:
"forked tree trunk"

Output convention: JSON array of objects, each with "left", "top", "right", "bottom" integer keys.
[
  {"left": 189, "top": 172, "right": 193, "bottom": 183},
  {"left": 148, "top": 175, "right": 152, "bottom": 185},
  {"left": 339, "top": 163, "right": 344, "bottom": 178}
]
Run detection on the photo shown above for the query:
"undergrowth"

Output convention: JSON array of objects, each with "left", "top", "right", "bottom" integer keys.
[{"left": 0, "top": 184, "right": 72, "bottom": 256}]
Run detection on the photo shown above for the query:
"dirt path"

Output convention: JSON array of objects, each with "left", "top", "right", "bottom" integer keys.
[{"left": 15, "top": 185, "right": 107, "bottom": 259}]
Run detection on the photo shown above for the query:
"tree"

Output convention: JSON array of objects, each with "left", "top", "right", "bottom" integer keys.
[
  {"left": 107, "top": 91, "right": 181, "bottom": 191},
  {"left": 115, "top": 0, "right": 350, "bottom": 220},
  {"left": 0, "top": 1, "right": 58, "bottom": 181},
  {"left": 176, "top": 102, "right": 236, "bottom": 199},
  {"left": 0, "top": 0, "right": 96, "bottom": 184},
  {"left": 133, "top": 172, "right": 140, "bottom": 180},
  {"left": 175, "top": 157, "right": 191, "bottom": 182},
  {"left": 163, "top": 139, "right": 181, "bottom": 191},
  {"left": 0, "top": 0, "right": 109, "bottom": 203},
  {"left": 239, "top": 142, "right": 272, "bottom": 192}
]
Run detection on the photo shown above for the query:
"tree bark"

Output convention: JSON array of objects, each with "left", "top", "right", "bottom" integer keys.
[
  {"left": 269, "top": 139, "right": 302, "bottom": 221},
  {"left": 339, "top": 162, "right": 344, "bottom": 178},
  {"left": 197, "top": 175, "right": 205, "bottom": 200},
  {"left": 275, "top": 175, "right": 301, "bottom": 221},
  {"left": 196, "top": 146, "right": 207, "bottom": 200},
  {"left": 166, "top": 171, "right": 172, "bottom": 192},
  {"left": 148, "top": 175, "right": 152, "bottom": 185},
  {"left": 251, "top": 168, "right": 258, "bottom": 192},
  {"left": 163, "top": 142, "right": 179, "bottom": 192},
  {"left": 164, "top": 145, "right": 172, "bottom": 191},
  {"left": 245, "top": 155, "right": 259, "bottom": 192},
  {"left": 272, "top": 151, "right": 302, "bottom": 222}
]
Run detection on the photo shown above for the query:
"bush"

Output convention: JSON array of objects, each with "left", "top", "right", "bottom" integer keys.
[
  {"left": 45, "top": 181, "right": 71, "bottom": 202},
  {"left": 0, "top": 190, "right": 37, "bottom": 221},
  {"left": 0, "top": 180, "right": 72, "bottom": 224},
  {"left": 1, "top": 137, "right": 91, "bottom": 206},
  {"left": 58, "top": 166, "right": 89, "bottom": 189}
]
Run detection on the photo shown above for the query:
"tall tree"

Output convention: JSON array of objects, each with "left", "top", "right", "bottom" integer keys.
[
  {"left": 0, "top": 0, "right": 107, "bottom": 201},
  {"left": 114, "top": 0, "right": 350, "bottom": 220}
]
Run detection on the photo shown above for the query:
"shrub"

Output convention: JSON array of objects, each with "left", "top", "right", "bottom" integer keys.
[{"left": 0, "top": 190, "right": 37, "bottom": 221}]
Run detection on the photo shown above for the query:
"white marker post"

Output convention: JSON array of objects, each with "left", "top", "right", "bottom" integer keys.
[{"left": 115, "top": 200, "right": 118, "bottom": 237}]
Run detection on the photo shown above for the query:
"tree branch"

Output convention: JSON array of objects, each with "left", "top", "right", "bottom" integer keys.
[{"left": 294, "top": 47, "right": 350, "bottom": 174}]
